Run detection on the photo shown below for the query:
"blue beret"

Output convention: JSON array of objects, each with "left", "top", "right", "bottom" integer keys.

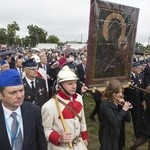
[
  {"left": 145, "top": 58, "right": 150, "bottom": 63},
  {"left": 132, "top": 61, "right": 141, "bottom": 67},
  {"left": 0, "top": 60, "right": 7, "bottom": 66},
  {"left": 64, "top": 62, "right": 76, "bottom": 70},
  {"left": 139, "top": 60, "right": 146, "bottom": 65},
  {"left": 0, "top": 69, "right": 23, "bottom": 87},
  {"left": 22, "top": 58, "right": 38, "bottom": 69}
]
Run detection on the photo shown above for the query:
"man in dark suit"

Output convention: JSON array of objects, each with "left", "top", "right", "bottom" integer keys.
[
  {"left": 76, "top": 57, "right": 87, "bottom": 83},
  {"left": 124, "top": 62, "right": 142, "bottom": 138},
  {"left": 38, "top": 53, "right": 53, "bottom": 98},
  {"left": 143, "top": 58, "right": 150, "bottom": 88},
  {"left": 14, "top": 57, "right": 24, "bottom": 78},
  {"left": 22, "top": 58, "right": 48, "bottom": 107},
  {"left": 0, "top": 69, "right": 47, "bottom": 150}
]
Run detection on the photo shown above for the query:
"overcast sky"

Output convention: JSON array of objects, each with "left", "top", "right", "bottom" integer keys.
[{"left": 0, "top": 0, "right": 150, "bottom": 45}]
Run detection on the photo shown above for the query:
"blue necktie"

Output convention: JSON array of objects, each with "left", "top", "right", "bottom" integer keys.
[
  {"left": 11, "top": 112, "right": 23, "bottom": 150},
  {"left": 43, "top": 65, "right": 46, "bottom": 71},
  {"left": 19, "top": 68, "right": 22, "bottom": 78}
]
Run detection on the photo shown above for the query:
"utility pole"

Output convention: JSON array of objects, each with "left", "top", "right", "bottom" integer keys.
[{"left": 81, "top": 34, "right": 83, "bottom": 43}]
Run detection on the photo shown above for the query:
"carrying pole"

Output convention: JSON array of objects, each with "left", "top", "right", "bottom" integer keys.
[
  {"left": 54, "top": 95, "right": 73, "bottom": 148},
  {"left": 129, "top": 84, "right": 150, "bottom": 94}
]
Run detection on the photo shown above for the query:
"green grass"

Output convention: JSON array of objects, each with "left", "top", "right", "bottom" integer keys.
[{"left": 83, "top": 94, "right": 148, "bottom": 150}]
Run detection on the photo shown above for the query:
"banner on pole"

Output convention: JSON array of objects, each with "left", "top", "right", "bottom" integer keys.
[{"left": 86, "top": 0, "right": 139, "bottom": 88}]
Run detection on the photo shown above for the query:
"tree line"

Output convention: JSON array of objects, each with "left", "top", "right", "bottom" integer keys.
[
  {"left": 0, "top": 21, "right": 61, "bottom": 47},
  {"left": 0, "top": 21, "right": 150, "bottom": 52}
]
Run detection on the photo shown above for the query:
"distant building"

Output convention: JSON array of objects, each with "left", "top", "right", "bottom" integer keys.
[
  {"left": 62, "top": 43, "right": 87, "bottom": 53},
  {"left": 0, "top": 44, "right": 7, "bottom": 50},
  {"left": 37, "top": 43, "right": 58, "bottom": 50}
]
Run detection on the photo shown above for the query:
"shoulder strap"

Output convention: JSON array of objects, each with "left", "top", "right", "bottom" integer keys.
[{"left": 57, "top": 98, "right": 82, "bottom": 121}]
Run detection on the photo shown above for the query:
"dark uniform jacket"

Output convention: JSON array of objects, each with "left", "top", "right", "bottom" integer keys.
[
  {"left": 143, "top": 64, "right": 150, "bottom": 88},
  {"left": 22, "top": 77, "right": 48, "bottom": 107},
  {"left": 140, "top": 92, "right": 150, "bottom": 137},
  {"left": 124, "top": 73, "right": 142, "bottom": 138},
  {"left": 124, "top": 73, "right": 141, "bottom": 106},
  {"left": 0, "top": 101, "right": 47, "bottom": 150}
]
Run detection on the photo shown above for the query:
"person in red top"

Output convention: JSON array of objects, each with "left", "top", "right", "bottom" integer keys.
[
  {"left": 58, "top": 53, "right": 66, "bottom": 68},
  {"left": 41, "top": 66, "right": 88, "bottom": 150}
]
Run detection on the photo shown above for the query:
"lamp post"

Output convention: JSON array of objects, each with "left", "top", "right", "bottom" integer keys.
[
  {"left": 148, "top": 36, "right": 150, "bottom": 46},
  {"left": 81, "top": 33, "right": 83, "bottom": 43}
]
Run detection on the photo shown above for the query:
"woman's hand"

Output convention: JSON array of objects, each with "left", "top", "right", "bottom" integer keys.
[{"left": 122, "top": 101, "right": 133, "bottom": 111}]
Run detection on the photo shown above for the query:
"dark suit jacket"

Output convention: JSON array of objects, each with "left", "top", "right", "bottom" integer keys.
[
  {"left": 124, "top": 73, "right": 141, "bottom": 106},
  {"left": 77, "top": 63, "right": 86, "bottom": 83},
  {"left": 9, "top": 57, "right": 15, "bottom": 69},
  {"left": 0, "top": 101, "right": 47, "bottom": 150},
  {"left": 14, "top": 67, "right": 23, "bottom": 78},
  {"left": 38, "top": 62, "right": 54, "bottom": 93},
  {"left": 143, "top": 64, "right": 150, "bottom": 88},
  {"left": 140, "top": 92, "right": 150, "bottom": 136},
  {"left": 22, "top": 77, "right": 48, "bottom": 107},
  {"left": 38, "top": 62, "right": 52, "bottom": 77}
]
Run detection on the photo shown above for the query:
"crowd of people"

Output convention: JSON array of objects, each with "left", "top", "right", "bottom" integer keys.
[
  {"left": 90, "top": 51, "right": 150, "bottom": 150},
  {"left": 0, "top": 48, "right": 89, "bottom": 150},
  {"left": 1, "top": 47, "right": 150, "bottom": 150}
]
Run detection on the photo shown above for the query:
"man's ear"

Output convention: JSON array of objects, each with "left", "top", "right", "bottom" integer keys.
[
  {"left": 0, "top": 92, "right": 3, "bottom": 100},
  {"left": 56, "top": 84, "right": 60, "bottom": 91}
]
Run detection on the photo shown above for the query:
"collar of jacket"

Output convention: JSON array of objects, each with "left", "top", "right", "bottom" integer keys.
[{"left": 58, "top": 90, "right": 77, "bottom": 100}]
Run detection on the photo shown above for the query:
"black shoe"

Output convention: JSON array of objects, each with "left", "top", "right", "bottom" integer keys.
[
  {"left": 90, "top": 115, "right": 96, "bottom": 121},
  {"left": 130, "top": 146, "right": 136, "bottom": 150}
]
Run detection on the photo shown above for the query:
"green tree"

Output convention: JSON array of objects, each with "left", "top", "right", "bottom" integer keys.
[
  {"left": 27, "top": 25, "right": 47, "bottom": 47},
  {"left": 47, "top": 35, "right": 59, "bottom": 44},
  {"left": 146, "top": 45, "right": 150, "bottom": 50},
  {"left": 23, "top": 36, "right": 31, "bottom": 47},
  {"left": 0, "top": 27, "right": 7, "bottom": 44},
  {"left": 7, "top": 21, "right": 20, "bottom": 45},
  {"left": 135, "top": 42, "right": 146, "bottom": 51},
  {"left": 14, "top": 36, "right": 22, "bottom": 46}
]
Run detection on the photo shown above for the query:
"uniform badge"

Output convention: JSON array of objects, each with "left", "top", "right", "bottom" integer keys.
[
  {"left": 28, "top": 96, "right": 31, "bottom": 99},
  {"left": 39, "top": 88, "right": 44, "bottom": 95}
]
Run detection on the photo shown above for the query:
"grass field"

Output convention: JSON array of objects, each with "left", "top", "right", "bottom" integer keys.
[{"left": 83, "top": 94, "right": 148, "bottom": 150}]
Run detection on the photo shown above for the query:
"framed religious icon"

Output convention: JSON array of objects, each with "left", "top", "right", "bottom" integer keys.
[{"left": 86, "top": 0, "right": 139, "bottom": 88}]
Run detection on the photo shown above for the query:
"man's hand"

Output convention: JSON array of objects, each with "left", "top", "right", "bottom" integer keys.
[
  {"left": 46, "top": 74, "right": 51, "bottom": 79},
  {"left": 83, "top": 139, "right": 88, "bottom": 146},
  {"left": 58, "top": 132, "right": 73, "bottom": 144},
  {"left": 81, "top": 84, "right": 88, "bottom": 93}
]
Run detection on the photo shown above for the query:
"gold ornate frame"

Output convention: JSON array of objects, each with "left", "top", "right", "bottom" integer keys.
[{"left": 86, "top": 0, "right": 139, "bottom": 88}]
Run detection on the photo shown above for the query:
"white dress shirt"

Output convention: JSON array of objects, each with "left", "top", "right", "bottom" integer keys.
[
  {"left": 25, "top": 77, "right": 36, "bottom": 89},
  {"left": 2, "top": 104, "right": 23, "bottom": 149}
]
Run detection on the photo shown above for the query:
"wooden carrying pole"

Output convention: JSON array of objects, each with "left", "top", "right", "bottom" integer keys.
[
  {"left": 129, "top": 84, "right": 150, "bottom": 94},
  {"left": 87, "top": 83, "right": 150, "bottom": 94},
  {"left": 54, "top": 95, "right": 73, "bottom": 148}
]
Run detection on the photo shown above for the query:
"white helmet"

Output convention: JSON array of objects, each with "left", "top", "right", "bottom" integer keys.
[{"left": 57, "top": 66, "right": 78, "bottom": 83}]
